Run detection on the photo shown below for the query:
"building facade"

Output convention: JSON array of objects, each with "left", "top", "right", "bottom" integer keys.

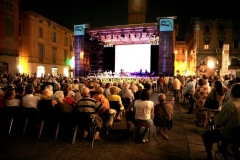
[
  {"left": 185, "top": 17, "right": 240, "bottom": 77},
  {"left": 0, "top": 0, "right": 19, "bottom": 74},
  {"left": 18, "top": 11, "right": 74, "bottom": 77}
]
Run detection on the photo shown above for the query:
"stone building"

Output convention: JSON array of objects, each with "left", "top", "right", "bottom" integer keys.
[
  {"left": 0, "top": 0, "right": 19, "bottom": 74},
  {"left": 185, "top": 17, "right": 240, "bottom": 77},
  {"left": 18, "top": 11, "right": 74, "bottom": 77}
]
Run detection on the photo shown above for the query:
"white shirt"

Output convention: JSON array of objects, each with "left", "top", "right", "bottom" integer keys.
[
  {"left": 22, "top": 94, "right": 40, "bottom": 109},
  {"left": 134, "top": 100, "right": 154, "bottom": 120},
  {"left": 5, "top": 99, "right": 21, "bottom": 107}
]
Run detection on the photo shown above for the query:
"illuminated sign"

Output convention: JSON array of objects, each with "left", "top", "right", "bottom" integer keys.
[
  {"left": 74, "top": 24, "right": 85, "bottom": 35},
  {"left": 159, "top": 19, "right": 173, "bottom": 31}
]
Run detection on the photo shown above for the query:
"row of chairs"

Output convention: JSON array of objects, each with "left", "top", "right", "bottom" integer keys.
[{"left": 0, "top": 107, "right": 98, "bottom": 148}]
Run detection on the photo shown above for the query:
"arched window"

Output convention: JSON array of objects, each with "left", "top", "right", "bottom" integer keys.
[
  {"left": 219, "top": 24, "right": 224, "bottom": 32},
  {"left": 205, "top": 25, "right": 210, "bottom": 33}
]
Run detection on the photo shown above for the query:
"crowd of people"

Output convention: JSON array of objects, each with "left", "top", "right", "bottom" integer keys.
[
  {"left": 1, "top": 71, "right": 240, "bottom": 159},
  {"left": 0, "top": 72, "right": 165, "bottom": 142}
]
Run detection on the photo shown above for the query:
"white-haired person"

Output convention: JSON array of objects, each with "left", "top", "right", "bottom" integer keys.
[{"left": 52, "top": 91, "right": 73, "bottom": 113}]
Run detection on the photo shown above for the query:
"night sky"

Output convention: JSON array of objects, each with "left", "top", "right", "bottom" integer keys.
[{"left": 19, "top": 0, "right": 238, "bottom": 40}]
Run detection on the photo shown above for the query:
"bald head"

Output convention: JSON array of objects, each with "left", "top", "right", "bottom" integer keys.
[
  {"left": 158, "top": 93, "right": 166, "bottom": 102},
  {"left": 82, "top": 87, "right": 90, "bottom": 97}
]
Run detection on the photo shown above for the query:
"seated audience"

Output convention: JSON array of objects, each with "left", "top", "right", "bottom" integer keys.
[
  {"left": 76, "top": 87, "right": 107, "bottom": 140},
  {"left": 22, "top": 84, "right": 41, "bottom": 109},
  {"left": 4, "top": 88, "right": 21, "bottom": 107},
  {"left": 134, "top": 89, "right": 154, "bottom": 143},
  {"left": 107, "top": 86, "right": 124, "bottom": 121},
  {"left": 92, "top": 87, "right": 116, "bottom": 127},
  {"left": 153, "top": 93, "right": 174, "bottom": 128}
]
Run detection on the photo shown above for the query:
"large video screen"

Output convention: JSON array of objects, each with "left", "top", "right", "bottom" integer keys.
[{"left": 115, "top": 44, "right": 151, "bottom": 73}]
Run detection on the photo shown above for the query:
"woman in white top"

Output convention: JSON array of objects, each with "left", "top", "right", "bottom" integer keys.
[{"left": 134, "top": 89, "right": 154, "bottom": 142}]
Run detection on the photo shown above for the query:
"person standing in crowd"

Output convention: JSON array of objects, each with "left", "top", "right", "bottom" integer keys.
[
  {"left": 184, "top": 76, "right": 196, "bottom": 114},
  {"left": 172, "top": 76, "right": 181, "bottom": 101},
  {"left": 193, "top": 79, "right": 209, "bottom": 127}
]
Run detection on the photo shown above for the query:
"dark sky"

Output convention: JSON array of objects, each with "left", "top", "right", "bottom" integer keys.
[{"left": 19, "top": 0, "right": 238, "bottom": 40}]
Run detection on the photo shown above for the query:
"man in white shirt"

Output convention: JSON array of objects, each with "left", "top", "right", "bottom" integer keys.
[
  {"left": 172, "top": 76, "right": 182, "bottom": 101},
  {"left": 22, "top": 84, "right": 41, "bottom": 109}
]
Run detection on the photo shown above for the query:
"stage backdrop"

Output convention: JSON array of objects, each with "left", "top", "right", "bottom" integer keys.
[{"left": 103, "top": 45, "right": 158, "bottom": 74}]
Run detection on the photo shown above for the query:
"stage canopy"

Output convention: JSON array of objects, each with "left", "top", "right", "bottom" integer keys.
[{"left": 86, "top": 23, "right": 159, "bottom": 46}]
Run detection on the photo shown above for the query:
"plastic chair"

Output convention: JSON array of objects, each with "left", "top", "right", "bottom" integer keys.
[
  {"left": 72, "top": 112, "right": 97, "bottom": 148},
  {"left": 4, "top": 106, "right": 25, "bottom": 134},
  {"left": 22, "top": 107, "right": 42, "bottom": 135}
]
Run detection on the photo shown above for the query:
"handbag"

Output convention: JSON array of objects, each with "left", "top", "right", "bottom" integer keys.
[
  {"left": 204, "top": 91, "right": 219, "bottom": 109},
  {"left": 160, "top": 103, "right": 173, "bottom": 130}
]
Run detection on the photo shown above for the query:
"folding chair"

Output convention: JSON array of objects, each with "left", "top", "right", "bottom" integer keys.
[{"left": 72, "top": 112, "right": 97, "bottom": 148}]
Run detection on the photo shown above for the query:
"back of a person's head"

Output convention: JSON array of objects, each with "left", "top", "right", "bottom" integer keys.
[
  {"left": 42, "top": 88, "right": 53, "bottom": 100},
  {"left": 158, "top": 93, "right": 165, "bottom": 102},
  {"left": 95, "top": 87, "right": 103, "bottom": 94},
  {"left": 61, "top": 87, "right": 69, "bottom": 97},
  {"left": 25, "top": 84, "right": 34, "bottom": 94},
  {"left": 140, "top": 88, "right": 150, "bottom": 101},
  {"left": 52, "top": 91, "right": 64, "bottom": 103},
  {"left": 123, "top": 83, "right": 130, "bottom": 90},
  {"left": 110, "top": 86, "right": 117, "bottom": 94},
  {"left": 231, "top": 83, "right": 240, "bottom": 98},
  {"left": 4, "top": 88, "right": 14, "bottom": 99}
]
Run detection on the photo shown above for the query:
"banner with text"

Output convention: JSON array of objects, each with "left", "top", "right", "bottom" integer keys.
[
  {"left": 158, "top": 18, "right": 174, "bottom": 75},
  {"left": 74, "top": 24, "right": 85, "bottom": 76}
]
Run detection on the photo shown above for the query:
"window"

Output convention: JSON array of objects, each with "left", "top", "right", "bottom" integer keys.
[
  {"left": 19, "top": 24, "right": 23, "bottom": 36},
  {"left": 204, "top": 41, "right": 209, "bottom": 49},
  {"left": 38, "top": 44, "right": 44, "bottom": 59},
  {"left": 5, "top": 17, "right": 13, "bottom": 36},
  {"left": 5, "top": 1, "right": 13, "bottom": 13},
  {"left": 64, "top": 50, "right": 68, "bottom": 62},
  {"left": 204, "top": 25, "right": 210, "bottom": 33},
  {"left": 52, "top": 48, "right": 57, "bottom": 62},
  {"left": 39, "top": 27, "right": 43, "bottom": 38},
  {"left": 234, "top": 40, "right": 239, "bottom": 49},
  {"left": 52, "top": 33, "right": 57, "bottom": 42},
  {"left": 182, "top": 49, "right": 185, "bottom": 54},
  {"left": 234, "top": 24, "right": 240, "bottom": 32},
  {"left": 231, "top": 58, "right": 240, "bottom": 66},
  {"left": 64, "top": 37, "right": 68, "bottom": 46},
  {"left": 218, "top": 40, "right": 224, "bottom": 48},
  {"left": 219, "top": 24, "right": 224, "bottom": 32}
]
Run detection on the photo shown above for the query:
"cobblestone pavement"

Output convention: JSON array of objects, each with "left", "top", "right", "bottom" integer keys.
[{"left": 0, "top": 91, "right": 206, "bottom": 160}]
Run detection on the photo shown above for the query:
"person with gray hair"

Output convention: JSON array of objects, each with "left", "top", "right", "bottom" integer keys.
[
  {"left": 118, "top": 83, "right": 134, "bottom": 102},
  {"left": 52, "top": 91, "right": 73, "bottom": 113},
  {"left": 200, "top": 83, "right": 240, "bottom": 160}
]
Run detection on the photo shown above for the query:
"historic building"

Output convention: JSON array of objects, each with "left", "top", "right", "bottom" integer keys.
[
  {"left": 185, "top": 17, "right": 240, "bottom": 77},
  {"left": 0, "top": 0, "right": 19, "bottom": 74},
  {"left": 18, "top": 11, "right": 74, "bottom": 77},
  {"left": 174, "top": 40, "right": 188, "bottom": 75}
]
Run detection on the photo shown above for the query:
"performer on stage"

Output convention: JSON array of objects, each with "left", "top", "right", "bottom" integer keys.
[
  {"left": 139, "top": 68, "right": 142, "bottom": 77},
  {"left": 145, "top": 69, "right": 148, "bottom": 77}
]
